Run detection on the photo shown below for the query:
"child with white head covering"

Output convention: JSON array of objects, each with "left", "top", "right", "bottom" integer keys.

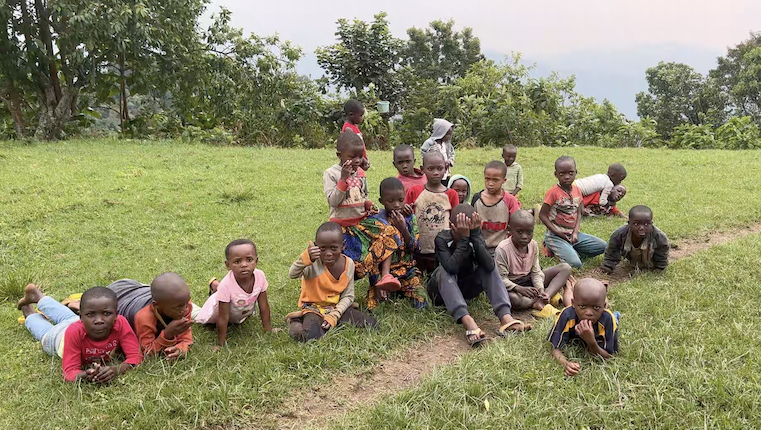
[{"left": 421, "top": 119, "right": 455, "bottom": 184}]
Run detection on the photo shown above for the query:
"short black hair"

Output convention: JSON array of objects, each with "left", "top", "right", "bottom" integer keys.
[
  {"left": 450, "top": 203, "right": 476, "bottom": 222},
  {"left": 316, "top": 221, "right": 344, "bottom": 240},
  {"left": 503, "top": 144, "right": 517, "bottom": 152},
  {"left": 508, "top": 209, "right": 535, "bottom": 226},
  {"left": 609, "top": 163, "right": 627, "bottom": 177},
  {"left": 80, "top": 286, "right": 117, "bottom": 310},
  {"left": 555, "top": 155, "right": 576, "bottom": 170},
  {"left": 484, "top": 160, "right": 507, "bottom": 177},
  {"left": 393, "top": 144, "right": 414, "bottom": 158},
  {"left": 336, "top": 130, "right": 364, "bottom": 152},
  {"left": 225, "top": 239, "right": 257, "bottom": 259},
  {"left": 379, "top": 177, "right": 404, "bottom": 198},
  {"left": 422, "top": 151, "right": 445, "bottom": 166},
  {"left": 629, "top": 205, "right": 653, "bottom": 219},
  {"left": 344, "top": 99, "right": 364, "bottom": 115}
]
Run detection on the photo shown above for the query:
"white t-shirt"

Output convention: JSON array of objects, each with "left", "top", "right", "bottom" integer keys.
[
  {"left": 194, "top": 269, "right": 268, "bottom": 324},
  {"left": 574, "top": 174, "right": 614, "bottom": 205}
]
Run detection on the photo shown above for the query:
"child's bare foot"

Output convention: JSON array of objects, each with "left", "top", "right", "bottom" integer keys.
[
  {"left": 20, "top": 303, "right": 37, "bottom": 318},
  {"left": 17, "top": 284, "right": 44, "bottom": 310}
]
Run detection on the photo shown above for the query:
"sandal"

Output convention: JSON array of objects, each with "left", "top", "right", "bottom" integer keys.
[
  {"left": 375, "top": 274, "right": 401, "bottom": 291},
  {"left": 531, "top": 304, "right": 560, "bottom": 319},
  {"left": 465, "top": 328, "right": 488, "bottom": 348},
  {"left": 495, "top": 320, "right": 532, "bottom": 336}
]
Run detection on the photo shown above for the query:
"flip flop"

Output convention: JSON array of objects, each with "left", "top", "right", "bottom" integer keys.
[
  {"left": 495, "top": 320, "right": 532, "bottom": 336},
  {"left": 465, "top": 328, "right": 488, "bottom": 348},
  {"left": 375, "top": 274, "right": 401, "bottom": 291},
  {"left": 550, "top": 292, "right": 563, "bottom": 308},
  {"left": 531, "top": 304, "right": 560, "bottom": 319}
]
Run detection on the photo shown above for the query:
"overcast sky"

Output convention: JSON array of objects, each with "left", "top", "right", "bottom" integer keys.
[{"left": 208, "top": 0, "right": 759, "bottom": 59}]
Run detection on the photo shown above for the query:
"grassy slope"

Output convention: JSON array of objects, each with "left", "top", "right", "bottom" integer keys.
[
  {"left": 0, "top": 140, "right": 759, "bottom": 429},
  {"left": 331, "top": 233, "right": 761, "bottom": 430}
]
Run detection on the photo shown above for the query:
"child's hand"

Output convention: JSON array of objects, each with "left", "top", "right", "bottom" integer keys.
[
  {"left": 164, "top": 346, "right": 183, "bottom": 361},
  {"left": 165, "top": 318, "right": 192, "bottom": 340},
  {"left": 321, "top": 320, "right": 332, "bottom": 330},
  {"left": 569, "top": 231, "right": 579, "bottom": 244},
  {"left": 514, "top": 286, "right": 538, "bottom": 299},
  {"left": 360, "top": 158, "right": 370, "bottom": 171},
  {"left": 469, "top": 212, "right": 482, "bottom": 230},
  {"left": 574, "top": 319, "right": 596, "bottom": 345},
  {"left": 401, "top": 204, "right": 413, "bottom": 217},
  {"left": 91, "top": 364, "right": 117, "bottom": 384},
  {"left": 389, "top": 211, "right": 407, "bottom": 232},
  {"left": 307, "top": 241, "right": 321, "bottom": 262},
  {"left": 564, "top": 360, "right": 581, "bottom": 377},
  {"left": 451, "top": 213, "right": 471, "bottom": 237},
  {"left": 340, "top": 159, "right": 354, "bottom": 180}
]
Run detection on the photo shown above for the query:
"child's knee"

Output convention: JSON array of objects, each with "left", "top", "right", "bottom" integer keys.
[{"left": 558, "top": 262, "right": 573, "bottom": 275}]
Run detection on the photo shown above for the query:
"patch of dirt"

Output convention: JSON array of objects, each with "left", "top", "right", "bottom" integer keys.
[
  {"left": 265, "top": 222, "right": 761, "bottom": 430},
  {"left": 271, "top": 335, "right": 464, "bottom": 430}
]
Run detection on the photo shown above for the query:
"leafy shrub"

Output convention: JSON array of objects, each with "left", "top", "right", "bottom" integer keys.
[
  {"left": 715, "top": 116, "right": 761, "bottom": 149},
  {"left": 670, "top": 123, "right": 716, "bottom": 149}
]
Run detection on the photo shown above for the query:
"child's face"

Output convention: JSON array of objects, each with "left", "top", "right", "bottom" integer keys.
[
  {"left": 337, "top": 145, "right": 364, "bottom": 171},
  {"left": 555, "top": 160, "right": 577, "bottom": 187},
  {"left": 484, "top": 167, "right": 507, "bottom": 195},
  {"left": 154, "top": 291, "right": 191, "bottom": 321},
  {"left": 572, "top": 286, "right": 606, "bottom": 323},
  {"left": 628, "top": 211, "right": 653, "bottom": 239},
  {"left": 348, "top": 108, "right": 365, "bottom": 125},
  {"left": 451, "top": 179, "right": 469, "bottom": 204},
  {"left": 225, "top": 244, "right": 258, "bottom": 282},
  {"left": 509, "top": 217, "right": 535, "bottom": 248},
  {"left": 380, "top": 188, "right": 406, "bottom": 213},
  {"left": 315, "top": 230, "right": 345, "bottom": 267},
  {"left": 502, "top": 148, "right": 517, "bottom": 166},
  {"left": 423, "top": 157, "right": 446, "bottom": 185},
  {"left": 80, "top": 297, "right": 118, "bottom": 341},
  {"left": 609, "top": 185, "right": 627, "bottom": 203},
  {"left": 393, "top": 149, "right": 416, "bottom": 176}
]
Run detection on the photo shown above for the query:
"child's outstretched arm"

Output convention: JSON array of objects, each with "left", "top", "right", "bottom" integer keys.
[
  {"left": 552, "top": 348, "right": 580, "bottom": 377},
  {"left": 257, "top": 291, "right": 272, "bottom": 332},
  {"left": 214, "top": 301, "right": 230, "bottom": 350}
]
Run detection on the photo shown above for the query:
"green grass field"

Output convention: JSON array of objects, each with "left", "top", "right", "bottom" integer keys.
[{"left": 1, "top": 139, "right": 760, "bottom": 430}]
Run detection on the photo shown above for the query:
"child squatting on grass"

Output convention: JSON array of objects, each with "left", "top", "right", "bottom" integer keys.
[
  {"left": 405, "top": 152, "right": 460, "bottom": 274},
  {"left": 601, "top": 205, "right": 670, "bottom": 274},
  {"left": 108, "top": 272, "right": 193, "bottom": 360},
  {"left": 495, "top": 210, "right": 572, "bottom": 319},
  {"left": 324, "top": 131, "right": 403, "bottom": 291},
  {"left": 393, "top": 144, "right": 427, "bottom": 193},
  {"left": 366, "top": 177, "right": 428, "bottom": 309},
  {"left": 193, "top": 239, "right": 273, "bottom": 351},
  {"left": 539, "top": 155, "right": 607, "bottom": 268},
  {"left": 471, "top": 160, "right": 522, "bottom": 257},
  {"left": 427, "top": 204, "right": 532, "bottom": 347},
  {"left": 18, "top": 284, "right": 142, "bottom": 383},
  {"left": 286, "top": 222, "right": 378, "bottom": 341},
  {"left": 548, "top": 278, "right": 619, "bottom": 377}
]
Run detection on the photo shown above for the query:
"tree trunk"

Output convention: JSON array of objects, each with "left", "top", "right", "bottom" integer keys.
[
  {"left": 0, "top": 84, "right": 26, "bottom": 138},
  {"left": 35, "top": 85, "right": 79, "bottom": 140}
]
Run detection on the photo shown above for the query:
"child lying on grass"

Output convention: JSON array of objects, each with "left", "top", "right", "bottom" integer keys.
[
  {"left": 108, "top": 272, "right": 193, "bottom": 361},
  {"left": 194, "top": 239, "right": 273, "bottom": 351},
  {"left": 548, "top": 278, "right": 618, "bottom": 377},
  {"left": 575, "top": 163, "right": 628, "bottom": 218},
  {"left": 19, "top": 284, "right": 142, "bottom": 383},
  {"left": 601, "top": 205, "right": 670, "bottom": 274},
  {"left": 286, "top": 222, "right": 377, "bottom": 341}
]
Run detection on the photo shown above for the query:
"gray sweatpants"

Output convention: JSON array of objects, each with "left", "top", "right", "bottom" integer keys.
[{"left": 426, "top": 266, "right": 513, "bottom": 323}]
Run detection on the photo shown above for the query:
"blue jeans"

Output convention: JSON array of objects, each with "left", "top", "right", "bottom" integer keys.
[
  {"left": 545, "top": 231, "right": 607, "bottom": 268},
  {"left": 24, "top": 296, "right": 80, "bottom": 356}
]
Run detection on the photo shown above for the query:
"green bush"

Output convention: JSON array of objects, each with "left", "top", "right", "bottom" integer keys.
[{"left": 715, "top": 116, "right": 761, "bottom": 149}]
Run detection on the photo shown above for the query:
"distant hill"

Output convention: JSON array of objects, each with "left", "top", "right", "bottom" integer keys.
[{"left": 296, "top": 43, "right": 724, "bottom": 120}]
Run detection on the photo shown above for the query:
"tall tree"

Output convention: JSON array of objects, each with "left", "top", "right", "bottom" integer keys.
[
  {"left": 635, "top": 62, "right": 723, "bottom": 139},
  {"left": 404, "top": 20, "right": 484, "bottom": 83},
  {"left": 710, "top": 32, "right": 761, "bottom": 126}
]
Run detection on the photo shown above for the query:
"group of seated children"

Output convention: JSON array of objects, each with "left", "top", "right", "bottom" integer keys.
[{"left": 17, "top": 100, "right": 671, "bottom": 382}]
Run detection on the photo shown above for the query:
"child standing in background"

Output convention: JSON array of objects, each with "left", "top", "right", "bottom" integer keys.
[
  {"left": 341, "top": 99, "right": 370, "bottom": 171},
  {"left": 405, "top": 152, "right": 459, "bottom": 274},
  {"left": 420, "top": 118, "right": 455, "bottom": 185},
  {"left": 448, "top": 175, "right": 471, "bottom": 204},
  {"left": 501, "top": 144, "right": 524, "bottom": 196}
]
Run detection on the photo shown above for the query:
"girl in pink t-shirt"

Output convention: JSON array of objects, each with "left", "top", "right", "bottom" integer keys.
[{"left": 192, "top": 239, "right": 273, "bottom": 350}]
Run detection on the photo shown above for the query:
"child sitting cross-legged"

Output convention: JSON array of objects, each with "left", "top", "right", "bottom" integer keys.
[
  {"left": 471, "top": 160, "right": 522, "bottom": 257},
  {"left": 324, "top": 131, "right": 402, "bottom": 290},
  {"left": 194, "top": 239, "right": 273, "bottom": 351},
  {"left": 495, "top": 210, "right": 572, "bottom": 318},
  {"left": 18, "top": 284, "right": 143, "bottom": 383},
  {"left": 108, "top": 273, "right": 193, "bottom": 361},
  {"left": 601, "top": 205, "right": 669, "bottom": 274},
  {"left": 405, "top": 152, "right": 460, "bottom": 274},
  {"left": 427, "top": 204, "right": 532, "bottom": 348},
  {"left": 548, "top": 278, "right": 619, "bottom": 377},
  {"left": 287, "top": 222, "right": 378, "bottom": 342},
  {"left": 366, "top": 178, "right": 428, "bottom": 310}
]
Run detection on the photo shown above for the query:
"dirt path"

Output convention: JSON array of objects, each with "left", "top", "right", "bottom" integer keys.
[{"left": 262, "top": 222, "right": 761, "bottom": 430}]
